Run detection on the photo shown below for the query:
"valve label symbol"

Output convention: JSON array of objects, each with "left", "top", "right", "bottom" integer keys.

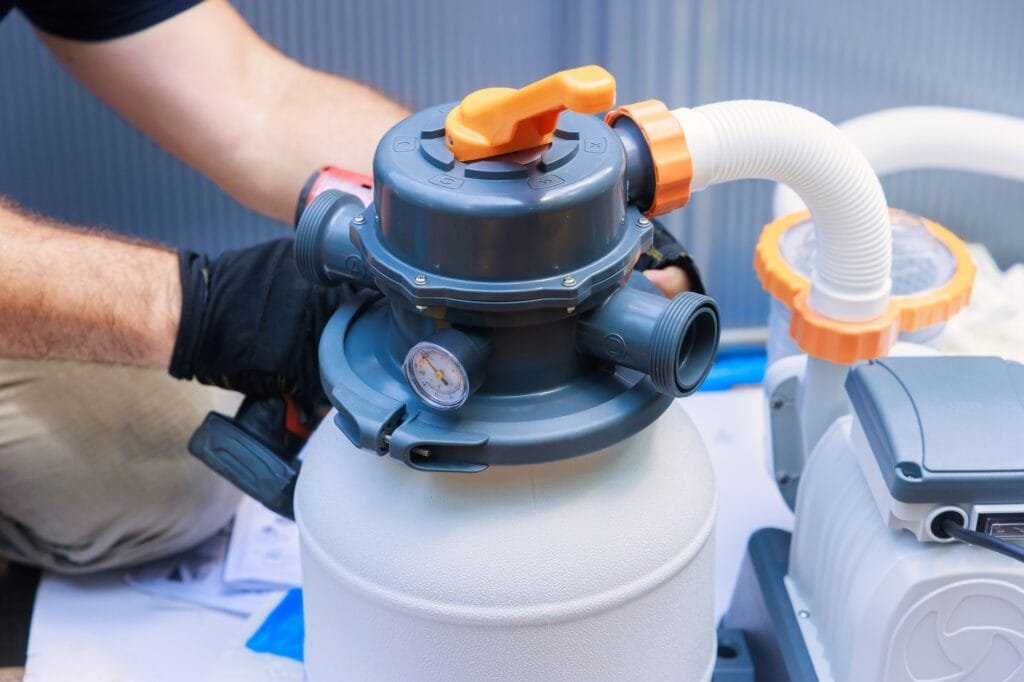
[
  {"left": 528, "top": 174, "right": 565, "bottom": 190},
  {"left": 344, "top": 256, "right": 366, "bottom": 279},
  {"left": 603, "top": 334, "right": 626, "bottom": 359},
  {"left": 584, "top": 137, "right": 607, "bottom": 153},
  {"left": 429, "top": 175, "right": 464, "bottom": 189},
  {"left": 393, "top": 136, "right": 417, "bottom": 152}
]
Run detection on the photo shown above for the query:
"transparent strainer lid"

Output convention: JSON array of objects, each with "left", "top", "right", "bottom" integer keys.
[{"left": 778, "top": 208, "right": 958, "bottom": 297}]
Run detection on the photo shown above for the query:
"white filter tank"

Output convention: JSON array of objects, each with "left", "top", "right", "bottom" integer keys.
[{"left": 296, "top": 401, "right": 717, "bottom": 681}]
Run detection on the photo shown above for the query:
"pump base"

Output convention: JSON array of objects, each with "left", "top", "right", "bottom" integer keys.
[{"left": 720, "top": 529, "right": 818, "bottom": 682}]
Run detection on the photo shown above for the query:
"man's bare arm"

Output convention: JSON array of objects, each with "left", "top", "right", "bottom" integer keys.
[
  {"left": 38, "top": 0, "right": 409, "bottom": 224},
  {"left": 0, "top": 201, "right": 178, "bottom": 367}
]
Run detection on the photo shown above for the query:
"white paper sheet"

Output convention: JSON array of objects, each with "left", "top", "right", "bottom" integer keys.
[
  {"left": 222, "top": 496, "right": 301, "bottom": 592},
  {"left": 125, "top": 529, "right": 280, "bottom": 617},
  {"left": 23, "top": 571, "right": 250, "bottom": 682}
]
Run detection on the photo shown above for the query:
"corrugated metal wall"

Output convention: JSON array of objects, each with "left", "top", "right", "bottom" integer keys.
[{"left": 2, "top": 1, "right": 1022, "bottom": 328}]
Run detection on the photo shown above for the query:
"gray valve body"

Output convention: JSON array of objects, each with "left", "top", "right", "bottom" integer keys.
[{"left": 296, "top": 104, "right": 719, "bottom": 472}]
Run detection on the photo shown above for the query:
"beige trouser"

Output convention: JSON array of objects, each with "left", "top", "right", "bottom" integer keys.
[{"left": 0, "top": 359, "right": 242, "bottom": 574}]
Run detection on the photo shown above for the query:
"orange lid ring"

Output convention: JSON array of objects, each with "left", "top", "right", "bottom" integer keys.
[{"left": 754, "top": 209, "right": 975, "bottom": 364}]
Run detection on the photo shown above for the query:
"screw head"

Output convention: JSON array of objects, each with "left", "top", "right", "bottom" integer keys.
[
  {"left": 352, "top": 214, "right": 366, "bottom": 225},
  {"left": 798, "top": 610, "right": 810, "bottom": 619},
  {"left": 637, "top": 216, "right": 651, "bottom": 227},
  {"left": 770, "top": 398, "right": 785, "bottom": 410},
  {"left": 562, "top": 276, "right": 576, "bottom": 287},
  {"left": 414, "top": 275, "right": 427, "bottom": 285}
]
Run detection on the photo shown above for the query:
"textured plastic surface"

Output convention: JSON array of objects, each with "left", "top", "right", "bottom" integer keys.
[
  {"left": 846, "top": 356, "right": 1024, "bottom": 503},
  {"left": 788, "top": 415, "right": 1024, "bottom": 682},
  {"left": 296, "top": 402, "right": 717, "bottom": 682}
]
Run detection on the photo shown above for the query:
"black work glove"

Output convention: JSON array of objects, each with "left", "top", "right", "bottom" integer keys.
[
  {"left": 170, "top": 238, "right": 353, "bottom": 422},
  {"left": 634, "top": 220, "right": 706, "bottom": 295}
]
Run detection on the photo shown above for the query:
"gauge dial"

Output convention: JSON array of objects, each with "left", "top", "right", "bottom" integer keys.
[{"left": 403, "top": 342, "right": 471, "bottom": 410}]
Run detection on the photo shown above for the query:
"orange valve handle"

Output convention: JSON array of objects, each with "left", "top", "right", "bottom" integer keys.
[{"left": 445, "top": 65, "right": 616, "bottom": 162}]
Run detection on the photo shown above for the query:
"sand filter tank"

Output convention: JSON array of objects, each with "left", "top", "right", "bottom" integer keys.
[{"left": 290, "top": 67, "right": 720, "bottom": 680}]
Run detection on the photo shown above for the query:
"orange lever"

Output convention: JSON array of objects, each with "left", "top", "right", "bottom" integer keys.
[{"left": 445, "top": 65, "right": 616, "bottom": 162}]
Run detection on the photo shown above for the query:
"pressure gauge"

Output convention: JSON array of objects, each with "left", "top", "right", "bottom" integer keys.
[
  {"left": 403, "top": 329, "right": 490, "bottom": 411},
  {"left": 404, "top": 343, "right": 471, "bottom": 409}
]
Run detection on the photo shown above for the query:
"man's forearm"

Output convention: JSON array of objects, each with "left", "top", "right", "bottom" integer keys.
[
  {"left": 39, "top": 0, "right": 409, "bottom": 225},
  {"left": 0, "top": 202, "right": 179, "bottom": 367},
  {"left": 231, "top": 61, "right": 409, "bottom": 223}
]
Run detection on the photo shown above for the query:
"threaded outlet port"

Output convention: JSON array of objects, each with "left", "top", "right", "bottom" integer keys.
[
  {"left": 295, "top": 190, "right": 365, "bottom": 286},
  {"left": 649, "top": 293, "right": 720, "bottom": 397}
]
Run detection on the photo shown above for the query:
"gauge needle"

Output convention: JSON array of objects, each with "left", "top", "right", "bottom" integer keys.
[{"left": 422, "top": 355, "right": 449, "bottom": 386}]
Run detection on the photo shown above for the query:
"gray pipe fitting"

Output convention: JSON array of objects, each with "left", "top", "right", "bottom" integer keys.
[
  {"left": 577, "top": 288, "right": 720, "bottom": 397},
  {"left": 295, "top": 189, "right": 375, "bottom": 288}
]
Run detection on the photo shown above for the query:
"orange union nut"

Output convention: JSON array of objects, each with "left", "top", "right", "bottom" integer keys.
[
  {"left": 789, "top": 291, "right": 901, "bottom": 364},
  {"left": 605, "top": 100, "right": 692, "bottom": 217}
]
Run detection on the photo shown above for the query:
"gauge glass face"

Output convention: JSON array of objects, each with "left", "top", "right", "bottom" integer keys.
[{"left": 404, "top": 343, "right": 470, "bottom": 409}]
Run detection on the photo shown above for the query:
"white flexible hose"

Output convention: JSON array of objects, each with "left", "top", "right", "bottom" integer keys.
[
  {"left": 773, "top": 107, "right": 1024, "bottom": 217},
  {"left": 673, "top": 101, "right": 891, "bottom": 323}
]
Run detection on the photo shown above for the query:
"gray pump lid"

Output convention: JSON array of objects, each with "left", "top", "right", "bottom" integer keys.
[{"left": 846, "top": 356, "right": 1024, "bottom": 504}]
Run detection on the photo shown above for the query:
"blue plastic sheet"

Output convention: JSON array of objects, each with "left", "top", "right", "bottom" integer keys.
[
  {"left": 700, "top": 349, "right": 766, "bottom": 391},
  {"left": 246, "top": 588, "right": 305, "bottom": 662}
]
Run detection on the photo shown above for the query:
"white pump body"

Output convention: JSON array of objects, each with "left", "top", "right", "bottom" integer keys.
[
  {"left": 295, "top": 401, "right": 718, "bottom": 681},
  {"left": 788, "top": 415, "right": 1024, "bottom": 682}
]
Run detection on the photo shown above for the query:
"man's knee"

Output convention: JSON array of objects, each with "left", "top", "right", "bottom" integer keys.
[{"left": 0, "top": 359, "right": 242, "bottom": 573}]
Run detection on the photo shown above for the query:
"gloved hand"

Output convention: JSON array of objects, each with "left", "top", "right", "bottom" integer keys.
[
  {"left": 169, "top": 238, "right": 354, "bottom": 425},
  {"left": 636, "top": 221, "right": 706, "bottom": 297}
]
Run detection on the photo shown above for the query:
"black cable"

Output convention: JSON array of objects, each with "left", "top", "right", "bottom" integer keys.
[{"left": 942, "top": 518, "right": 1024, "bottom": 564}]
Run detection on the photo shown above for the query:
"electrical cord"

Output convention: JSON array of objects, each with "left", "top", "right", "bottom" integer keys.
[{"left": 942, "top": 517, "right": 1024, "bottom": 564}]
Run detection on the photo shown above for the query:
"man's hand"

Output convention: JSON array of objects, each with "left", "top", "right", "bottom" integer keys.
[
  {"left": 636, "top": 222, "right": 705, "bottom": 298},
  {"left": 643, "top": 266, "right": 692, "bottom": 298},
  {"left": 170, "top": 238, "right": 349, "bottom": 418}
]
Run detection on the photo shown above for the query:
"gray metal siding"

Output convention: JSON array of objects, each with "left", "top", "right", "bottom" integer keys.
[{"left": 2, "top": 1, "right": 1021, "bottom": 327}]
